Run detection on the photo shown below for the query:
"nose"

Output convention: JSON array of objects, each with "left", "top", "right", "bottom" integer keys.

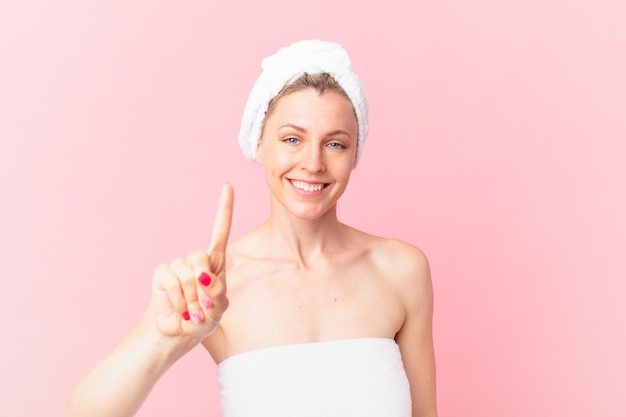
[{"left": 301, "top": 144, "right": 326, "bottom": 173}]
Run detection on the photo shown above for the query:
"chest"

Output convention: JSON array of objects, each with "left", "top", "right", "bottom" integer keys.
[{"left": 220, "top": 262, "right": 404, "bottom": 354}]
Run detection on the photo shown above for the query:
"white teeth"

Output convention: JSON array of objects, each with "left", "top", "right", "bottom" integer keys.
[{"left": 290, "top": 180, "right": 325, "bottom": 192}]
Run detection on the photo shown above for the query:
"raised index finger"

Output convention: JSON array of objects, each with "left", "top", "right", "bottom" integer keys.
[{"left": 208, "top": 183, "right": 234, "bottom": 253}]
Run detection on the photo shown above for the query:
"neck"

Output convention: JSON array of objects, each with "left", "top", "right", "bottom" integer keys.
[{"left": 261, "top": 201, "right": 346, "bottom": 267}]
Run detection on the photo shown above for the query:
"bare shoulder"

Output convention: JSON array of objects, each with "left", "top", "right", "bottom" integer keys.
[
  {"left": 370, "top": 237, "right": 429, "bottom": 270},
  {"left": 367, "top": 239, "right": 437, "bottom": 416},
  {"left": 367, "top": 236, "right": 431, "bottom": 288}
]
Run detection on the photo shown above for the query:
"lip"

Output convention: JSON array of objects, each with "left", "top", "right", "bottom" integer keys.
[{"left": 287, "top": 178, "right": 330, "bottom": 197}]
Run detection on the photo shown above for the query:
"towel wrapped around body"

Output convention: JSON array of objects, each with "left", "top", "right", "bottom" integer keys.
[{"left": 217, "top": 337, "right": 411, "bottom": 417}]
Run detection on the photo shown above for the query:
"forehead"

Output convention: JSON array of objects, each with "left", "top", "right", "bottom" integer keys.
[{"left": 264, "top": 89, "right": 358, "bottom": 133}]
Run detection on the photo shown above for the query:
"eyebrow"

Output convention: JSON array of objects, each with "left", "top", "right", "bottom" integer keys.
[
  {"left": 278, "top": 123, "right": 352, "bottom": 138},
  {"left": 278, "top": 123, "right": 306, "bottom": 132}
]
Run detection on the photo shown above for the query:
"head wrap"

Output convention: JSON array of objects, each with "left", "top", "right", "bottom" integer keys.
[{"left": 238, "top": 39, "right": 369, "bottom": 164}]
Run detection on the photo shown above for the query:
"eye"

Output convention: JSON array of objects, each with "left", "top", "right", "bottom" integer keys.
[
  {"left": 327, "top": 142, "right": 346, "bottom": 149},
  {"left": 283, "top": 137, "right": 300, "bottom": 145}
]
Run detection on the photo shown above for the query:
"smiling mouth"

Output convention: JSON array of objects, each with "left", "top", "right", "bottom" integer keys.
[{"left": 289, "top": 180, "right": 329, "bottom": 192}]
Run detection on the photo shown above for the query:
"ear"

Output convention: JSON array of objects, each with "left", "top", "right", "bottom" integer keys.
[{"left": 255, "top": 138, "right": 264, "bottom": 165}]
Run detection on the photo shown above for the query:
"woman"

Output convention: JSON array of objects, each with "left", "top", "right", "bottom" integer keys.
[{"left": 66, "top": 40, "right": 437, "bottom": 417}]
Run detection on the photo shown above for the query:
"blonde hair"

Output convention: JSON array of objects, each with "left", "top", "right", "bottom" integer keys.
[{"left": 263, "top": 72, "right": 355, "bottom": 127}]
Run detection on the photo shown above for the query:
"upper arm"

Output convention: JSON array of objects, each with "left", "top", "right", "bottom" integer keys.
[{"left": 392, "top": 243, "right": 438, "bottom": 417}]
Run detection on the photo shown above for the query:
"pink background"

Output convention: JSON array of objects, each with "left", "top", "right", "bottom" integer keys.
[{"left": 1, "top": 1, "right": 625, "bottom": 416}]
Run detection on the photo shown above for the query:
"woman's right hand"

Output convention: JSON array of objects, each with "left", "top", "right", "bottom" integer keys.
[
  {"left": 150, "top": 184, "right": 234, "bottom": 341},
  {"left": 65, "top": 185, "right": 234, "bottom": 417}
]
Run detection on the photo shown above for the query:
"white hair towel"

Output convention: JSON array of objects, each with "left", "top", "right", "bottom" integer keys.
[{"left": 238, "top": 39, "right": 369, "bottom": 163}]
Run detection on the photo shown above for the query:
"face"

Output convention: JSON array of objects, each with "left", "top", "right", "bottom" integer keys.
[{"left": 256, "top": 89, "right": 358, "bottom": 221}]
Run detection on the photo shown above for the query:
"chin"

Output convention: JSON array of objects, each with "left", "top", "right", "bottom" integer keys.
[{"left": 283, "top": 202, "right": 337, "bottom": 221}]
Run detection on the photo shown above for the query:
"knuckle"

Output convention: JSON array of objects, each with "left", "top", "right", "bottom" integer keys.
[
  {"left": 170, "top": 257, "right": 187, "bottom": 268},
  {"left": 154, "top": 263, "right": 169, "bottom": 275},
  {"left": 188, "top": 250, "right": 208, "bottom": 264},
  {"left": 170, "top": 259, "right": 195, "bottom": 282},
  {"left": 162, "top": 278, "right": 181, "bottom": 292}
]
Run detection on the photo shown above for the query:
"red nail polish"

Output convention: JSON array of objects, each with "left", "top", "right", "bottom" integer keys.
[
  {"left": 201, "top": 295, "right": 213, "bottom": 309},
  {"left": 182, "top": 311, "right": 190, "bottom": 321},
  {"left": 198, "top": 272, "right": 212, "bottom": 286}
]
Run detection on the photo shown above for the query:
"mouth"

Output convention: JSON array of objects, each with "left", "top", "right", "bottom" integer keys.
[{"left": 288, "top": 179, "right": 329, "bottom": 193}]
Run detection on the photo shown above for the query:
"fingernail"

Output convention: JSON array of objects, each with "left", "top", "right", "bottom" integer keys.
[
  {"left": 182, "top": 311, "right": 191, "bottom": 321},
  {"left": 201, "top": 295, "right": 213, "bottom": 309},
  {"left": 191, "top": 310, "right": 203, "bottom": 323},
  {"left": 198, "top": 272, "right": 212, "bottom": 286}
]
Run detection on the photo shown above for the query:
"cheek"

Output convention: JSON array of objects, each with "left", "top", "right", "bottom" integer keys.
[
  {"left": 331, "top": 161, "right": 354, "bottom": 187},
  {"left": 261, "top": 150, "right": 292, "bottom": 182},
  {"left": 267, "top": 145, "right": 298, "bottom": 169}
]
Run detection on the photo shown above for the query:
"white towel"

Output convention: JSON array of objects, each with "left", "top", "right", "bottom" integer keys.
[
  {"left": 217, "top": 338, "right": 411, "bottom": 417},
  {"left": 238, "top": 39, "right": 369, "bottom": 164}
]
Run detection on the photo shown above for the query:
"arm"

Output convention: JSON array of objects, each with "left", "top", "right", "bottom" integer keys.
[
  {"left": 65, "top": 307, "right": 199, "bottom": 417},
  {"left": 66, "top": 184, "right": 234, "bottom": 417},
  {"left": 394, "top": 246, "right": 438, "bottom": 417}
]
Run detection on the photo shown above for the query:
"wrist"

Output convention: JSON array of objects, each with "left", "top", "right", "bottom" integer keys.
[{"left": 128, "top": 318, "right": 201, "bottom": 375}]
